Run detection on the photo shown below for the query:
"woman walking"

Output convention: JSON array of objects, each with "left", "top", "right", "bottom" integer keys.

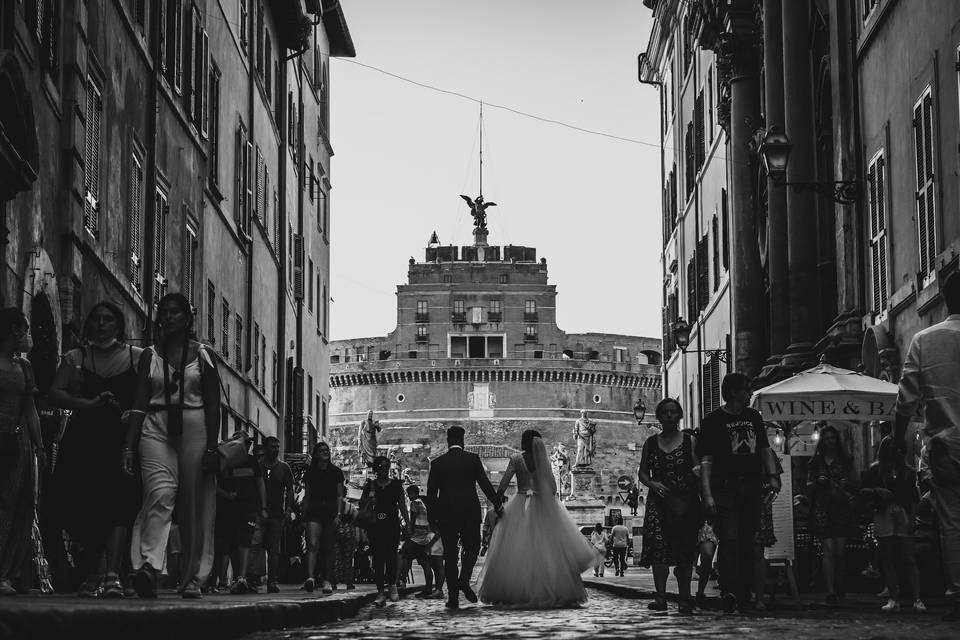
[
  {"left": 0, "top": 309, "right": 46, "bottom": 596},
  {"left": 48, "top": 302, "right": 143, "bottom": 597},
  {"left": 302, "top": 441, "right": 345, "bottom": 594},
  {"left": 590, "top": 523, "right": 608, "bottom": 577},
  {"left": 807, "top": 424, "right": 855, "bottom": 605},
  {"left": 360, "top": 455, "right": 408, "bottom": 607},
  {"left": 122, "top": 293, "right": 222, "bottom": 599},
  {"left": 637, "top": 398, "right": 701, "bottom": 614}
]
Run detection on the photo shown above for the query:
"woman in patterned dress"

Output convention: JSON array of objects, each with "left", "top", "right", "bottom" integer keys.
[
  {"left": 637, "top": 398, "right": 701, "bottom": 614},
  {"left": 0, "top": 308, "right": 46, "bottom": 596},
  {"left": 807, "top": 425, "right": 855, "bottom": 604}
]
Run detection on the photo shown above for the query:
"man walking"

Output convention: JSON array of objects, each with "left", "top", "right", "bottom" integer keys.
[
  {"left": 894, "top": 272, "right": 960, "bottom": 621},
  {"left": 699, "top": 373, "right": 780, "bottom": 613},
  {"left": 610, "top": 519, "right": 630, "bottom": 576},
  {"left": 427, "top": 426, "right": 501, "bottom": 610},
  {"left": 261, "top": 436, "right": 293, "bottom": 593}
]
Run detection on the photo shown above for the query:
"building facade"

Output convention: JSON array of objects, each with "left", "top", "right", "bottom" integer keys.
[
  {"left": 642, "top": 0, "right": 960, "bottom": 454},
  {"left": 328, "top": 227, "right": 663, "bottom": 499},
  {"left": 0, "top": 0, "right": 353, "bottom": 454}
]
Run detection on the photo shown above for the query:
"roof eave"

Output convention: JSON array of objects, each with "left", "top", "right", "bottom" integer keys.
[{"left": 321, "top": 0, "right": 356, "bottom": 58}]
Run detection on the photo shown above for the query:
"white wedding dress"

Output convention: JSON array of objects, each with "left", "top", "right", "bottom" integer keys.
[{"left": 479, "top": 437, "right": 598, "bottom": 608}]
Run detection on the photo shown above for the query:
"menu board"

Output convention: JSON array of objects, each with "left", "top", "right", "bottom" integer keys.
[{"left": 764, "top": 452, "right": 795, "bottom": 562}]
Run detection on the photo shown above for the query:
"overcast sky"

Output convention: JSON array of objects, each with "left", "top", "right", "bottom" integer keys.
[{"left": 328, "top": 1, "right": 660, "bottom": 341}]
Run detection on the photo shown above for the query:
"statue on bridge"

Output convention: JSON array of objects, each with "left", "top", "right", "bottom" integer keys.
[
  {"left": 573, "top": 410, "right": 598, "bottom": 468},
  {"left": 358, "top": 409, "right": 381, "bottom": 468}
]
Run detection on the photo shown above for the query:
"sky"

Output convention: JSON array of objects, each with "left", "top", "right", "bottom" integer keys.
[{"left": 328, "top": 0, "right": 661, "bottom": 341}]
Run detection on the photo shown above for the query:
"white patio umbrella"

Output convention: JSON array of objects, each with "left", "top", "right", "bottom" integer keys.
[{"left": 751, "top": 360, "right": 900, "bottom": 422}]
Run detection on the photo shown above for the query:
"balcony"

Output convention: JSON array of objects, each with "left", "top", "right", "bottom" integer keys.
[
  {"left": 415, "top": 312, "right": 430, "bottom": 323},
  {"left": 524, "top": 333, "right": 538, "bottom": 343},
  {"left": 415, "top": 333, "right": 429, "bottom": 343},
  {"left": 523, "top": 312, "right": 539, "bottom": 322},
  {"left": 487, "top": 311, "right": 502, "bottom": 323},
  {"left": 451, "top": 312, "right": 466, "bottom": 324}
]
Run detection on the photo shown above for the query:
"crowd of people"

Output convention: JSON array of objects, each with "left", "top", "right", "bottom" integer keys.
[{"left": 2, "top": 272, "right": 960, "bottom": 621}]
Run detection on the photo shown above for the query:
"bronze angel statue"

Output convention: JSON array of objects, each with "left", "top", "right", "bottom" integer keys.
[{"left": 460, "top": 194, "right": 496, "bottom": 231}]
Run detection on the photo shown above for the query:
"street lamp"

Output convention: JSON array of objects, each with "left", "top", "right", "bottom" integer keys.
[
  {"left": 758, "top": 126, "right": 861, "bottom": 205},
  {"left": 671, "top": 316, "right": 728, "bottom": 363},
  {"left": 633, "top": 397, "right": 647, "bottom": 424}
]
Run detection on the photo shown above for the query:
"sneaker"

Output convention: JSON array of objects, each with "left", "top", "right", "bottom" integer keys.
[
  {"left": 913, "top": 600, "right": 927, "bottom": 613},
  {"left": 267, "top": 582, "right": 280, "bottom": 594},
  {"left": 181, "top": 580, "right": 202, "bottom": 599},
  {"left": 721, "top": 593, "right": 738, "bottom": 614},
  {"left": 374, "top": 591, "right": 387, "bottom": 607},
  {"left": 861, "top": 564, "right": 881, "bottom": 579},
  {"left": 301, "top": 578, "right": 315, "bottom": 593},
  {"left": 321, "top": 581, "right": 333, "bottom": 595},
  {"left": 389, "top": 585, "right": 400, "bottom": 602},
  {"left": 881, "top": 599, "right": 900, "bottom": 612},
  {"left": 876, "top": 587, "right": 890, "bottom": 598}
]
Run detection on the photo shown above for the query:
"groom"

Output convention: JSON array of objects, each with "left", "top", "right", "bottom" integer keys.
[{"left": 427, "top": 426, "right": 502, "bottom": 610}]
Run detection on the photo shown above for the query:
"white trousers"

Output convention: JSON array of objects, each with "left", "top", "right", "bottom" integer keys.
[{"left": 130, "top": 408, "right": 215, "bottom": 587}]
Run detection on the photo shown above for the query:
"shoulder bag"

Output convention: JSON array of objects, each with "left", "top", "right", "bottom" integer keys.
[{"left": 355, "top": 480, "right": 378, "bottom": 530}]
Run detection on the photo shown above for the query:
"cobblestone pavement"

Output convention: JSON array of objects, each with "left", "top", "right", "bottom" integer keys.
[{"left": 244, "top": 589, "right": 958, "bottom": 640}]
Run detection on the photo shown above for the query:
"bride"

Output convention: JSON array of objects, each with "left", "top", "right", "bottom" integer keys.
[{"left": 479, "top": 430, "right": 598, "bottom": 608}]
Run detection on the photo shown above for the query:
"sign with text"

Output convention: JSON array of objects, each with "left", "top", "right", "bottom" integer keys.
[
  {"left": 756, "top": 397, "right": 894, "bottom": 421},
  {"left": 764, "top": 452, "right": 795, "bottom": 562}
]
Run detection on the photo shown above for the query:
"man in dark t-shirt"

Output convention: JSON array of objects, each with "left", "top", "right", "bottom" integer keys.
[
  {"left": 261, "top": 436, "right": 293, "bottom": 592},
  {"left": 699, "top": 373, "right": 780, "bottom": 613}
]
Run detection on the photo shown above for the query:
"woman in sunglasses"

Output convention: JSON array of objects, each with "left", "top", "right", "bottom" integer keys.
[
  {"left": 48, "top": 301, "right": 143, "bottom": 597},
  {"left": 122, "top": 293, "right": 222, "bottom": 599},
  {"left": 361, "top": 455, "right": 409, "bottom": 606}
]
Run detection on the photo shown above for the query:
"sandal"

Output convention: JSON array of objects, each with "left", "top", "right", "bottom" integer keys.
[{"left": 101, "top": 577, "right": 124, "bottom": 599}]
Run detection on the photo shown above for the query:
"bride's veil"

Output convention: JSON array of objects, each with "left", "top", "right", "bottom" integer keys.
[{"left": 532, "top": 436, "right": 557, "bottom": 496}]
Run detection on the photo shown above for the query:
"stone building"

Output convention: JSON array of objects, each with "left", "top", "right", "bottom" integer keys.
[
  {"left": 642, "top": 0, "right": 960, "bottom": 453},
  {"left": 328, "top": 224, "right": 662, "bottom": 500},
  {"left": 0, "top": 0, "right": 353, "bottom": 453}
]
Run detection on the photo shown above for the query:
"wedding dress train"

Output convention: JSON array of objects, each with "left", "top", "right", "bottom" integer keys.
[{"left": 479, "top": 436, "right": 597, "bottom": 608}]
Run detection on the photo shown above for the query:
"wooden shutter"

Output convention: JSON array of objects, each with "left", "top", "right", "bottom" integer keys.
[
  {"left": 194, "top": 24, "right": 208, "bottom": 131},
  {"left": 158, "top": 0, "right": 166, "bottom": 73},
  {"left": 694, "top": 90, "right": 705, "bottom": 171},
  {"left": 712, "top": 215, "right": 720, "bottom": 292},
  {"left": 868, "top": 153, "right": 889, "bottom": 314},
  {"left": 697, "top": 235, "right": 709, "bottom": 312},
  {"left": 913, "top": 91, "right": 937, "bottom": 280},
  {"left": 129, "top": 154, "right": 144, "bottom": 289},
  {"left": 255, "top": 146, "right": 263, "bottom": 221},
  {"left": 684, "top": 122, "right": 694, "bottom": 199},
  {"left": 293, "top": 234, "right": 305, "bottom": 299},
  {"left": 84, "top": 78, "right": 102, "bottom": 235},
  {"left": 235, "top": 125, "right": 244, "bottom": 225},
  {"left": 222, "top": 299, "right": 230, "bottom": 358},
  {"left": 184, "top": 220, "right": 196, "bottom": 306},
  {"left": 721, "top": 188, "right": 730, "bottom": 270},
  {"left": 154, "top": 191, "right": 168, "bottom": 278},
  {"left": 686, "top": 255, "right": 697, "bottom": 321},
  {"left": 185, "top": 6, "right": 195, "bottom": 111}
]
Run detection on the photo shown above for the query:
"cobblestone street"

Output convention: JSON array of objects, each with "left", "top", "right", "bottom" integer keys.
[{"left": 244, "top": 589, "right": 958, "bottom": 640}]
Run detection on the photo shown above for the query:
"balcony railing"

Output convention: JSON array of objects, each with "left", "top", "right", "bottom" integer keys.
[
  {"left": 415, "top": 312, "right": 430, "bottom": 323},
  {"left": 487, "top": 311, "right": 502, "bottom": 323},
  {"left": 524, "top": 333, "right": 538, "bottom": 343},
  {"left": 523, "top": 312, "right": 539, "bottom": 322},
  {"left": 451, "top": 312, "right": 466, "bottom": 324},
  {"left": 415, "top": 333, "right": 429, "bottom": 343}
]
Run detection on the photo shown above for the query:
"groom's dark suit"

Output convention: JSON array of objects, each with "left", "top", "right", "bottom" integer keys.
[{"left": 427, "top": 445, "right": 501, "bottom": 605}]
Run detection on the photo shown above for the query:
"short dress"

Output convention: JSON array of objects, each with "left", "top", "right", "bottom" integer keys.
[
  {"left": 808, "top": 457, "right": 855, "bottom": 539},
  {"left": 639, "top": 434, "right": 701, "bottom": 568}
]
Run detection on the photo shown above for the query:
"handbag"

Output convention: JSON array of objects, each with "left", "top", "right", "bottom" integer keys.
[
  {"left": 217, "top": 430, "right": 249, "bottom": 472},
  {"left": 354, "top": 480, "right": 378, "bottom": 530}
]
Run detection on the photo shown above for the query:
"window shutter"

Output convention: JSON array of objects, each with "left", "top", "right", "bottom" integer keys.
[
  {"left": 83, "top": 78, "right": 103, "bottom": 236},
  {"left": 154, "top": 192, "right": 168, "bottom": 278},
  {"left": 244, "top": 139, "right": 253, "bottom": 226},
  {"left": 694, "top": 90, "right": 705, "bottom": 171},
  {"left": 684, "top": 122, "right": 694, "bottom": 199},
  {"left": 701, "top": 362, "right": 711, "bottom": 413},
  {"left": 686, "top": 254, "right": 697, "bottom": 320},
  {"left": 712, "top": 215, "right": 719, "bottom": 292},
  {"left": 222, "top": 299, "right": 230, "bottom": 358},
  {"left": 194, "top": 24, "right": 207, "bottom": 129},
  {"left": 185, "top": 6, "right": 195, "bottom": 112},
  {"left": 697, "top": 235, "right": 709, "bottom": 312},
  {"left": 293, "top": 234, "right": 305, "bottom": 299},
  {"left": 235, "top": 125, "right": 244, "bottom": 225},
  {"left": 721, "top": 188, "right": 729, "bottom": 270},
  {"left": 129, "top": 155, "right": 144, "bottom": 289},
  {"left": 255, "top": 146, "right": 263, "bottom": 221},
  {"left": 709, "top": 357, "right": 721, "bottom": 410}
]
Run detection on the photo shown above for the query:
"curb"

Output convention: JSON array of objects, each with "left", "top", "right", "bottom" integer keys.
[{"left": 0, "top": 588, "right": 419, "bottom": 640}]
